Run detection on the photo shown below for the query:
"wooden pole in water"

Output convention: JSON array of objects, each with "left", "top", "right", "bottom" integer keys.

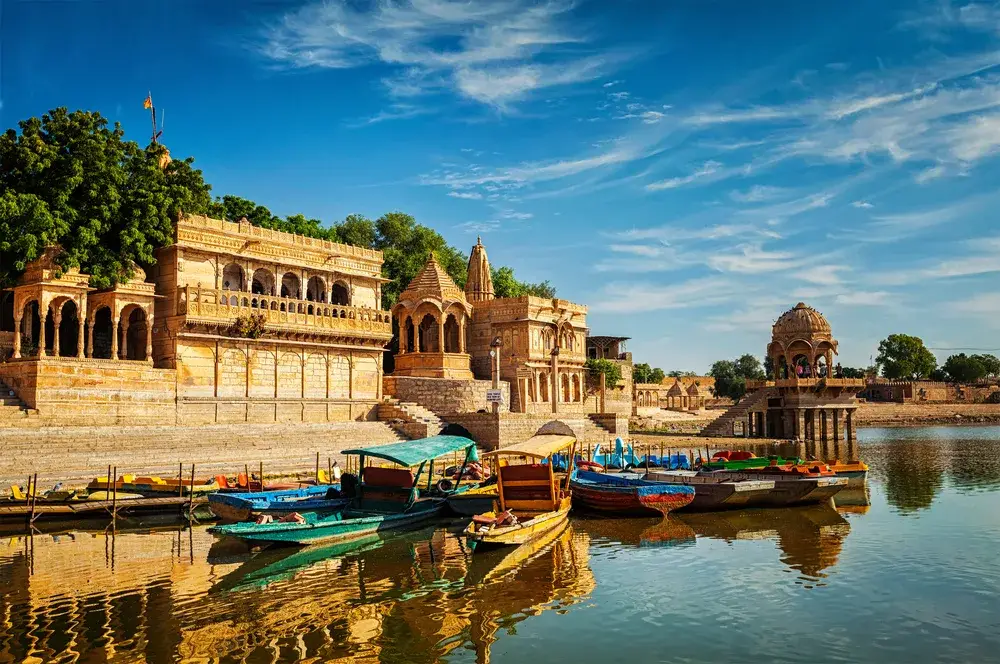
[
  {"left": 111, "top": 465, "right": 118, "bottom": 521},
  {"left": 315, "top": 452, "right": 320, "bottom": 484},
  {"left": 328, "top": 457, "right": 332, "bottom": 484},
  {"left": 178, "top": 463, "right": 183, "bottom": 498},
  {"left": 245, "top": 464, "right": 250, "bottom": 493},
  {"left": 27, "top": 474, "right": 37, "bottom": 528},
  {"left": 260, "top": 461, "right": 264, "bottom": 489},
  {"left": 188, "top": 464, "right": 196, "bottom": 518}
]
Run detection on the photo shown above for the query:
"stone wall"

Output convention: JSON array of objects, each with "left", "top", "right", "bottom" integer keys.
[
  {"left": 383, "top": 375, "right": 510, "bottom": 415},
  {"left": 0, "top": 421, "right": 406, "bottom": 485},
  {"left": 862, "top": 381, "right": 1000, "bottom": 403},
  {"left": 443, "top": 412, "right": 626, "bottom": 451},
  {"left": 0, "top": 358, "right": 177, "bottom": 425}
]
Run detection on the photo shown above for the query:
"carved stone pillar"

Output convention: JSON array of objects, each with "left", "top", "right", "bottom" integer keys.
[
  {"left": 145, "top": 317, "right": 153, "bottom": 363},
  {"left": 86, "top": 318, "right": 94, "bottom": 359},
  {"left": 458, "top": 316, "right": 466, "bottom": 353},
  {"left": 112, "top": 321, "right": 120, "bottom": 360},
  {"left": 846, "top": 409, "right": 854, "bottom": 442},
  {"left": 550, "top": 349, "right": 559, "bottom": 414},
  {"left": 39, "top": 309, "right": 49, "bottom": 357},
  {"left": 832, "top": 408, "right": 841, "bottom": 442},
  {"left": 51, "top": 313, "right": 62, "bottom": 357},
  {"left": 12, "top": 315, "right": 22, "bottom": 359},
  {"left": 437, "top": 316, "right": 445, "bottom": 354},
  {"left": 77, "top": 315, "right": 86, "bottom": 358},
  {"left": 414, "top": 321, "right": 421, "bottom": 353}
]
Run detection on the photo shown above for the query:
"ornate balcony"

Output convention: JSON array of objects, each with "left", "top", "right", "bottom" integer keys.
[
  {"left": 176, "top": 286, "right": 392, "bottom": 341},
  {"left": 746, "top": 378, "right": 867, "bottom": 390}
]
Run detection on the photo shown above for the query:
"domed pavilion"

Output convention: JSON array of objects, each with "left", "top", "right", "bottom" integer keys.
[{"left": 705, "top": 302, "right": 865, "bottom": 442}]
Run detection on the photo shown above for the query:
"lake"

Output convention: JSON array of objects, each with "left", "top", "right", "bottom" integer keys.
[{"left": 2, "top": 426, "right": 999, "bottom": 663}]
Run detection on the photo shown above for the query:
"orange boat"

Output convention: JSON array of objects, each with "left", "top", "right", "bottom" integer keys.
[{"left": 823, "top": 460, "right": 869, "bottom": 488}]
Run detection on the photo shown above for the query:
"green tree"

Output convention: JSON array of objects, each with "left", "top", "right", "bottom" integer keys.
[
  {"left": 735, "top": 354, "right": 765, "bottom": 380},
  {"left": 491, "top": 265, "right": 555, "bottom": 299},
  {"left": 375, "top": 212, "right": 468, "bottom": 309},
  {"left": 667, "top": 370, "right": 697, "bottom": 378},
  {"left": 633, "top": 362, "right": 653, "bottom": 383},
  {"left": 840, "top": 366, "right": 866, "bottom": 379},
  {"left": 972, "top": 354, "right": 1000, "bottom": 378},
  {"left": 0, "top": 108, "right": 216, "bottom": 289},
  {"left": 929, "top": 368, "right": 949, "bottom": 382},
  {"left": 333, "top": 214, "right": 377, "bottom": 248},
  {"left": 649, "top": 367, "right": 665, "bottom": 383},
  {"left": 876, "top": 334, "right": 938, "bottom": 379},
  {"left": 585, "top": 358, "right": 622, "bottom": 390},
  {"left": 709, "top": 354, "right": 766, "bottom": 401},
  {"left": 942, "top": 353, "right": 987, "bottom": 383}
]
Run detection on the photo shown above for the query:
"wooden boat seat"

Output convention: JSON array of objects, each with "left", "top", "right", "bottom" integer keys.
[
  {"left": 729, "top": 451, "right": 755, "bottom": 461},
  {"left": 215, "top": 474, "right": 231, "bottom": 489},
  {"left": 363, "top": 467, "right": 415, "bottom": 488},
  {"left": 499, "top": 464, "right": 554, "bottom": 505}
]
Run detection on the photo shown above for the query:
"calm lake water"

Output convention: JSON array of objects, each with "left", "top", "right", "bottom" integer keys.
[{"left": 2, "top": 426, "right": 999, "bottom": 663}]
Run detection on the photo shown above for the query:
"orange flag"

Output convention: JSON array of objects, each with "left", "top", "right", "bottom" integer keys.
[{"left": 143, "top": 95, "right": 152, "bottom": 109}]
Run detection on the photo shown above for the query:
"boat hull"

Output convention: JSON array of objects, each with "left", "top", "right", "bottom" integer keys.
[
  {"left": 643, "top": 472, "right": 777, "bottom": 511},
  {"left": 465, "top": 500, "right": 572, "bottom": 550},
  {"left": 209, "top": 499, "right": 444, "bottom": 546},
  {"left": 446, "top": 491, "right": 497, "bottom": 517},
  {"left": 707, "top": 472, "right": 848, "bottom": 506},
  {"left": 207, "top": 485, "right": 344, "bottom": 522},
  {"left": 570, "top": 471, "right": 695, "bottom": 517}
]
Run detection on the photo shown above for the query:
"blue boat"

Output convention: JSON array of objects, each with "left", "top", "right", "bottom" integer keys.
[
  {"left": 208, "top": 484, "right": 345, "bottom": 522},
  {"left": 570, "top": 470, "right": 696, "bottom": 516},
  {"left": 209, "top": 435, "right": 477, "bottom": 547},
  {"left": 592, "top": 438, "right": 642, "bottom": 469},
  {"left": 633, "top": 452, "right": 692, "bottom": 470}
]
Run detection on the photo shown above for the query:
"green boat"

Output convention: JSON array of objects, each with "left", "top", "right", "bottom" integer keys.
[
  {"left": 700, "top": 455, "right": 803, "bottom": 471},
  {"left": 209, "top": 435, "right": 477, "bottom": 547}
]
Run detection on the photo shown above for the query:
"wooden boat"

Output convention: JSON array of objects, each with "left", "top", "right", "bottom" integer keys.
[
  {"left": 592, "top": 438, "right": 642, "bottom": 469},
  {"left": 825, "top": 460, "right": 869, "bottom": 488},
  {"left": 214, "top": 474, "right": 310, "bottom": 493},
  {"left": 87, "top": 474, "right": 219, "bottom": 497},
  {"left": 570, "top": 470, "right": 695, "bottom": 516},
  {"left": 703, "top": 469, "right": 847, "bottom": 506},
  {"left": 464, "top": 434, "right": 577, "bottom": 550},
  {"left": 209, "top": 435, "right": 477, "bottom": 547},
  {"left": 701, "top": 454, "right": 803, "bottom": 471},
  {"left": 207, "top": 484, "right": 345, "bottom": 522},
  {"left": 642, "top": 471, "right": 778, "bottom": 511},
  {"left": 446, "top": 483, "right": 498, "bottom": 516}
]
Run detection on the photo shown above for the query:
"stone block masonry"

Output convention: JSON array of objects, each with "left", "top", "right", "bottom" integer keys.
[
  {"left": 384, "top": 375, "right": 510, "bottom": 415},
  {"left": 444, "top": 412, "right": 628, "bottom": 451},
  {"left": 0, "top": 421, "right": 406, "bottom": 486}
]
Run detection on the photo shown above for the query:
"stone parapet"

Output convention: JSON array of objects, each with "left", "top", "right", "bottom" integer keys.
[
  {"left": 383, "top": 375, "right": 510, "bottom": 415},
  {"left": 443, "top": 412, "right": 623, "bottom": 451}
]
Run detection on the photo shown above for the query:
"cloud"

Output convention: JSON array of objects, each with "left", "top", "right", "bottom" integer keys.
[
  {"left": 953, "top": 293, "right": 1000, "bottom": 320},
  {"left": 348, "top": 103, "right": 428, "bottom": 126},
  {"left": 457, "top": 219, "right": 501, "bottom": 233},
  {"left": 851, "top": 200, "right": 874, "bottom": 208},
  {"left": 825, "top": 83, "right": 938, "bottom": 120},
  {"left": 261, "top": 0, "right": 624, "bottom": 108},
  {"left": 603, "top": 80, "right": 622, "bottom": 88},
  {"left": 590, "top": 277, "right": 736, "bottom": 313},
  {"left": 448, "top": 191, "right": 483, "bottom": 199},
  {"left": 795, "top": 265, "right": 846, "bottom": 286},
  {"left": 834, "top": 291, "right": 891, "bottom": 306},
  {"left": 947, "top": 113, "right": 1000, "bottom": 161},
  {"left": 730, "top": 185, "right": 787, "bottom": 203},
  {"left": 683, "top": 106, "right": 799, "bottom": 126},
  {"left": 707, "top": 243, "right": 802, "bottom": 274},
  {"left": 646, "top": 161, "right": 723, "bottom": 191}
]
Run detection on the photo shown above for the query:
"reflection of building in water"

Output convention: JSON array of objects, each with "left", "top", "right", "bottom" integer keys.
[
  {"left": 0, "top": 524, "right": 594, "bottom": 662},
  {"left": 678, "top": 505, "right": 851, "bottom": 581}
]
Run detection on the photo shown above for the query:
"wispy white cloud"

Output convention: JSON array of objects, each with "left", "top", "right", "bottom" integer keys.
[
  {"left": 590, "top": 276, "right": 736, "bottom": 313},
  {"left": 730, "top": 185, "right": 787, "bottom": 203},
  {"left": 261, "top": 0, "right": 626, "bottom": 109},
  {"left": 448, "top": 191, "right": 483, "bottom": 199},
  {"left": 835, "top": 291, "right": 891, "bottom": 306},
  {"left": 603, "top": 80, "right": 622, "bottom": 88},
  {"left": 646, "top": 161, "right": 724, "bottom": 191},
  {"left": 851, "top": 200, "right": 874, "bottom": 208}
]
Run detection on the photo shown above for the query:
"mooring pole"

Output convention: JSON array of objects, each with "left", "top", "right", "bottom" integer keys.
[
  {"left": 188, "top": 464, "right": 196, "bottom": 518},
  {"left": 259, "top": 461, "right": 264, "bottom": 490},
  {"left": 111, "top": 465, "right": 118, "bottom": 522},
  {"left": 245, "top": 464, "right": 251, "bottom": 493},
  {"left": 315, "top": 452, "right": 320, "bottom": 484}
]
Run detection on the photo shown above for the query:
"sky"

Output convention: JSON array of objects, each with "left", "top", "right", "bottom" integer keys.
[{"left": 5, "top": 0, "right": 1000, "bottom": 372}]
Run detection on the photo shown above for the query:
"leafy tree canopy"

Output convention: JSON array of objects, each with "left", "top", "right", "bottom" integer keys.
[
  {"left": 1, "top": 109, "right": 556, "bottom": 310},
  {"left": 942, "top": 353, "right": 988, "bottom": 383},
  {"left": 839, "top": 366, "right": 867, "bottom": 379},
  {"left": 0, "top": 108, "right": 216, "bottom": 289},
  {"left": 633, "top": 362, "right": 667, "bottom": 384},
  {"left": 972, "top": 353, "right": 1000, "bottom": 378},
  {"left": 709, "top": 354, "right": 766, "bottom": 401},
  {"left": 876, "top": 334, "right": 937, "bottom": 379},
  {"left": 667, "top": 370, "right": 698, "bottom": 378},
  {"left": 585, "top": 358, "right": 622, "bottom": 390}
]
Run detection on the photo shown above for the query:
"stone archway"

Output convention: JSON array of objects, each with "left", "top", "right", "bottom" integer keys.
[
  {"left": 122, "top": 307, "right": 149, "bottom": 361},
  {"left": 306, "top": 276, "right": 327, "bottom": 302},
  {"left": 57, "top": 299, "right": 80, "bottom": 357},
  {"left": 90, "top": 307, "right": 114, "bottom": 359},
  {"left": 443, "top": 313, "right": 460, "bottom": 353},
  {"left": 418, "top": 313, "right": 439, "bottom": 352},
  {"left": 222, "top": 263, "right": 244, "bottom": 291},
  {"left": 251, "top": 268, "right": 275, "bottom": 295},
  {"left": 281, "top": 272, "right": 300, "bottom": 299},
  {"left": 331, "top": 282, "right": 350, "bottom": 306}
]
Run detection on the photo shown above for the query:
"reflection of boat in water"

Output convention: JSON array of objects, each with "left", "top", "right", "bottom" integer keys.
[
  {"left": 834, "top": 485, "right": 871, "bottom": 512},
  {"left": 571, "top": 514, "right": 697, "bottom": 548},
  {"left": 465, "top": 518, "right": 570, "bottom": 585},
  {"left": 678, "top": 504, "right": 851, "bottom": 580}
]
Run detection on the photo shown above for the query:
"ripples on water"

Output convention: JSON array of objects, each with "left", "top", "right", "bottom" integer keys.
[{"left": 2, "top": 426, "right": 1000, "bottom": 663}]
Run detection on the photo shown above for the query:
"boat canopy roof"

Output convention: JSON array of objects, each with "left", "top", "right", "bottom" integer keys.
[
  {"left": 341, "top": 435, "right": 475, "bottom": 467},
  {"left": 483, "top": 434, "right": 576, "bottom": 460}
]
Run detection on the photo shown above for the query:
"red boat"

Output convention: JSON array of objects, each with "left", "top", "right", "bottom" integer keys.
[{"left": 570, "top": 470, "right": 695, "bottom": 517}]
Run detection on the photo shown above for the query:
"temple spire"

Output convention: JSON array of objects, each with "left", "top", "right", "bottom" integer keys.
[{"left": 465, "top": 236, "right": 494, "bottom": 302}]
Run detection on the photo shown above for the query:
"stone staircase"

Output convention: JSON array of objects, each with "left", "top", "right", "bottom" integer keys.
[
  {"left": 700, "top": 388, "right": 774, "bottom": 438},
  {"left": 377, "top": 398, "right": 445, "bottom": 438},
  {"left": 584, "top": 414, "right": 620, "bottom": 441},
  {"left": 0, "top": 379, "right": 38, "bottom": 425}
]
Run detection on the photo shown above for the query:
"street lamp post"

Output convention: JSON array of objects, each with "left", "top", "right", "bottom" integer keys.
[{"left": 490, "top": 336, "right": 502, "bottom": 414}]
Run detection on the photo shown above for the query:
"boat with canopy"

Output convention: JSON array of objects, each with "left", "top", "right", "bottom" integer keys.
[
  {"left": 210, "top": 435, "right": 476, "bottom": 547},
  {"left": 464, "top": 433, "right": 577, "bottom": 550}
]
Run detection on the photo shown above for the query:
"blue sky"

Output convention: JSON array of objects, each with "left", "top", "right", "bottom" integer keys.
[{"left": 5, "top": 0, "right": 1000, "bottom": 372}]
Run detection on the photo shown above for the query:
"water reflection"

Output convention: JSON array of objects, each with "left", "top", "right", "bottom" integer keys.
[{"left": 0, "top": 522, "right": 594, "bottom": 663}]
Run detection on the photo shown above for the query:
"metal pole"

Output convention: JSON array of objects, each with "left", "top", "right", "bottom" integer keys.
[
  {"left": 27, "top": 474, "right": 37, "bottom": 529},
  {"left": 178, "top": 463, "right": 184, "bottom": 499}
]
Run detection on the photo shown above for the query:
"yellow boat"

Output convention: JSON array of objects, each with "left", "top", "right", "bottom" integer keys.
[{"left": 464, "top": 433, "right": 576, "bottom": 551}]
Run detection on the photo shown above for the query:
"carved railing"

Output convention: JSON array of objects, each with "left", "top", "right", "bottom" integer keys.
[
  {"left": 747, "top": 378, "right": 867, "bottom": 389},
  {"left": 177, "top": 286, "right": 392, "bottom": 337}
]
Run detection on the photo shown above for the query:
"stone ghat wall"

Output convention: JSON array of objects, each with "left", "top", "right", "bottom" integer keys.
[
  {"left": 383, "top": 375, "right": 510, "bottom": 415},
  {"left": 177, "top": 399, "right": 377, "bottom": 425},
  {"left": 855, "top": 402, "right": 1000, "bottom": 425},
  {"left": 444, "top": 412, "right": 626, "bottom": 451},
  {"left": 0, "top": 358, "right": 177, "bottom": 425},
  {"left": 0, "top": 421, "right": 405, "bottom": 486}
]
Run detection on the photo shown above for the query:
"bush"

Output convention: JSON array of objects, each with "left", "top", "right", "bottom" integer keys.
[
  {"left": 230, "top": 313, "right": 267, "bottom": 339},
  {"left": 585, "top": 358, "right": 622, "bottom": 391}
]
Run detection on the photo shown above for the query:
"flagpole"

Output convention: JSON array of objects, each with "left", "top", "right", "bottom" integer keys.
[{"left": 148, "top": 91, "right": 157, "bottom": 145}]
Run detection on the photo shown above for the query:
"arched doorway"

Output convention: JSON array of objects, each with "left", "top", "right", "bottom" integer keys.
[
  {"left": 539, "top": 372, "right": 549, "bottom": 402},
  {"left": 222, "top": 263, "right": 244, "bottom": 291},
  {"left": 792, "top": 354, "right": 811, "bottom": 378},
  {"left": 331, "top": 282, "right": 350, "bottom": 306},
  {"left": 443, "top": 314, "right": 460, "bottom": 353},
  {"left": 281, "top": 273, "right": 300, "bottom": 299},
  {"left": 20, "top": 301, "right": 41, "bottom": 357},
  {"left": 418, "top": 314, "right": 438, "bottom": 352},
  {"left": 58, "top": 299, "right": 80, "bottom": 357},
  {"left": 306, "top": 276, "right": 327, "bottom": 302},
  {"left": 404, "top": 317, "right": 415, "bottom": 352},
  {"left": 0, "top": 292, "right": 13, "bottom": 333},
  {"left": 124, "top": 307, "right": 148, "bottom": 361},
  {"left": 561, "top": 374, "right": 570, "bottom": 402},
  {"left": 91, "top": 307, "right": 114, "bottom": 359}
]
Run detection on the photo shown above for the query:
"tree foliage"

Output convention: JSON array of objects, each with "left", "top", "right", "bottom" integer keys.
[
  {"left": 840, "top": 366, "right": 867, "bottom": 379},
  {"left": 941, "top": 353, "right": 1000, "bottom": 383},
  {"left": 585, "top": 358, "right": 622, "bottom": 391},
  {"left": 876, "top": 334, "right": 938, "bottom": 379},
  {"left": 667, "top": 370, "right": 697, "bottom": 378},
  {"left": 709, "top": 354, "right": 766, "bottom": 401},
  {"left": 1, "top": 108, "right": 559, "bottom": 310},
  {"left": 633, "top": 362, "right": 666, "bottom": 384},
  {"left": 0, "top": 108, "right": 216, "bottom": 289}
]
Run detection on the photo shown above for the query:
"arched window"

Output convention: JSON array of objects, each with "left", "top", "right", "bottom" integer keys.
[
  {"left": 91, "top": 307, "right": 113, "bottom": 359},
  {"left": 306, "top": 276, "right": 327, "bottom": 302},
  {"left": 252, "top": 268, "right": 275, "bottom": 295},
  {"left": 122, "top": 307, "right": 148, "bottom": 361},
  {"left": 57, "top": 299, "right": 79, "bottom": 357},
  {"left": 281, "top": 272, "right": 300, "bottom": 299},
  {"left": 418, "top": 314, "right": 438, "bottom": 352},
  {"left": 539, "top": 372, "right": 549, "bottom": 402},
  {"left": 331, "top": 282, "right": 350, "bottom": 306},
  {"left": 404, "top": 317, "right": 415, "bottom": 352},
  {"left": 0, "top": 292, "right": 14, "bottom": 332},
  {"left": 222, "top": 264, "right": 244, "bottom": 291},
  {"left": 561, "top": 374, "right": 571, "bottom": 402}
]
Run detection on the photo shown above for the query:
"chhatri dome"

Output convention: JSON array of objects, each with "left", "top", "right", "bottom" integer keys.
[
  {"left": 768, "top": 302, "right": 838, "bottom": 379},
  {"left": 464, "top": 236, "right": 494, "bottom": 303}
]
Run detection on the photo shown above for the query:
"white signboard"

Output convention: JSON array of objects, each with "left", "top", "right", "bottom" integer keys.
[{"left": 486, "top": 389, "right": 504, "bottom": 404}]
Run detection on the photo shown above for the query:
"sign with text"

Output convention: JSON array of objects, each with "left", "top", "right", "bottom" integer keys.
[{"left": 486, "top": 389, "right": 504, "bottom": 404}]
